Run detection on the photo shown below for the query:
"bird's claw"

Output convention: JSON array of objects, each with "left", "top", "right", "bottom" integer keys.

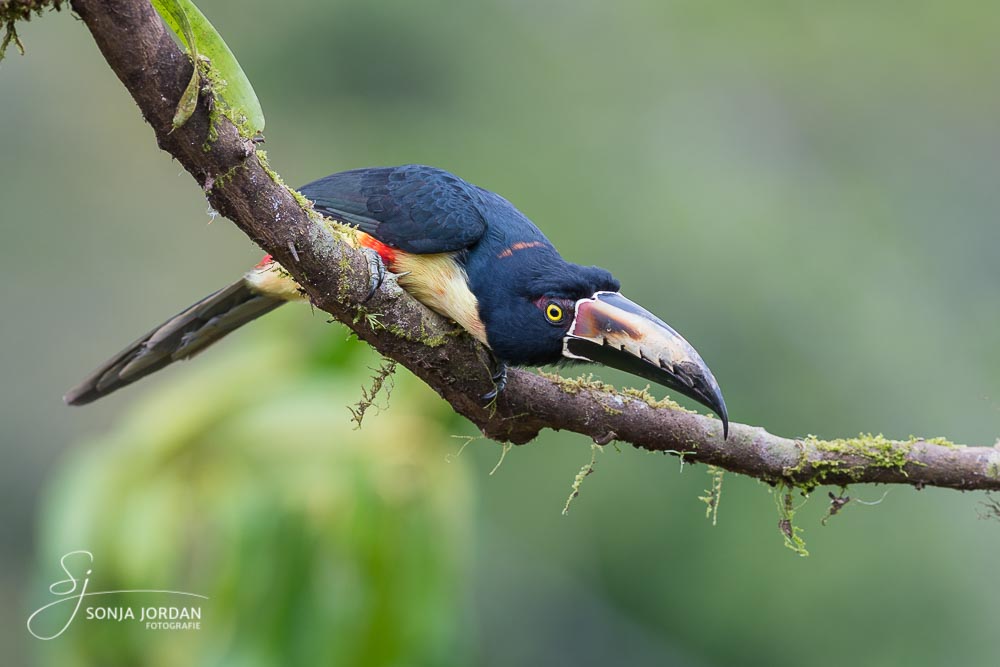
[
  {"left": 361, "top": 247, "right": 387, "bottom": 303},
  {"left": 481, "top": 361, "right": 508, "bottom": 402}
]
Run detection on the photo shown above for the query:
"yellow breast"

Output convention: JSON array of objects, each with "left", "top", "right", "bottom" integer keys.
[
  {"left": 245, "top": 247, "right": 487, "bottom": 346},
  {"left": 392, "top": 253, "right": 488, "bottom": 345}
]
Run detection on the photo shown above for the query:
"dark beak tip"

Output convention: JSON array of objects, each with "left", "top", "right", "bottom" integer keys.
[
  {"left": 690, "top": 376, "right": 728, "bottom": 440},
  {"left": 709, "top": 391, "right": 729, "bottom": 440}
]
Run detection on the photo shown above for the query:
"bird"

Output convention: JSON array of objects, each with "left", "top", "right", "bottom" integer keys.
[{"left": 65, "top": 164, "right": 728, "bottom": 436}]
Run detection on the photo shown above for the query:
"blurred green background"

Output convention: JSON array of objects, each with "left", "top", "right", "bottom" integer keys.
[{"left": 3, "top": 1, "right": 999, "bottom": 665}]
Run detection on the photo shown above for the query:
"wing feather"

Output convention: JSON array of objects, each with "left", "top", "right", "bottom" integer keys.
[{"left": 298, "top": 165, "right": 488, "bottom": 254}]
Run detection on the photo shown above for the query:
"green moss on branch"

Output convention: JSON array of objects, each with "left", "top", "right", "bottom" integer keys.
[{"left": 784, "top": 433, "right": 955, "bottom": 492}]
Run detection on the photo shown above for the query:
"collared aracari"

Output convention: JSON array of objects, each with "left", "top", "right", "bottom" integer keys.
[{"left": 66, "top": 165, "right": 728, "bottom": 436}]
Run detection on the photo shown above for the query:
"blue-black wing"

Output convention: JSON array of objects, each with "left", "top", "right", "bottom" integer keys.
[{"left": 298, "top": 165, "right": 488, "bottom": 254}]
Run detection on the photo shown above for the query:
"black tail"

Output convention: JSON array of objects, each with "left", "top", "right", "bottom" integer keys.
[{"left": 65, "top": 279, "right": 284, "bottom": 405}]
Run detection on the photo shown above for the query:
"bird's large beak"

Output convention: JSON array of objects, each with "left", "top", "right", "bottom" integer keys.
[{"left": 563, "top": 291, "right": 729, "bottom": 438}]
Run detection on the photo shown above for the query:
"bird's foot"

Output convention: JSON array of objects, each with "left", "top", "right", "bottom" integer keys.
[
  {"left": 361, "top": 247, "right": 387, "bottom": 303},
  {"left": 481, "top": 361, "right": 508, "bottom": 402}
]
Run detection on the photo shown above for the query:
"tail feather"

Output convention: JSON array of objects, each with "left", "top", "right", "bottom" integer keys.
[{"left": 65, "top": 279, "right": 284, "bottom": 406}]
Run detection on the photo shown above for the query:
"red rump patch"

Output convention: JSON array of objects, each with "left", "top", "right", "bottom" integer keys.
[
  {"left": 357, "top": 232, "right": 398, "bottom": 267},
  {"left": 255, "top": 233, "right": 399, "bottom": 271}
]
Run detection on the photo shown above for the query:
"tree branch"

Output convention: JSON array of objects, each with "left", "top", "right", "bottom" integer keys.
[{"left": 24, "top": 0, "right": 999, "bottom": 492}]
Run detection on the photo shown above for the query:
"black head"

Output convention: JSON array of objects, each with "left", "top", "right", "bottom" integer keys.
[
  {"left": 471, "top": 252, "right": 728, "bottom": 437},
  {"left": 474, "top": 252, "right": 618, "bottom": 367}
]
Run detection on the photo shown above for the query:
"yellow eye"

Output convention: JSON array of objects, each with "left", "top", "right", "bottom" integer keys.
[{"left": 545, "top": 303, "right": 564, "bottom": 323}]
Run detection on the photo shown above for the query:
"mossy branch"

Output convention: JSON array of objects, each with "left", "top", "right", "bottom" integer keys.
[{"left": 23, "top": 0, "right": 1000, "bottom": 494}]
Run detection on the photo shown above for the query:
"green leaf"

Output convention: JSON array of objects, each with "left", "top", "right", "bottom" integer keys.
[
  {"left": 150, "top": 0, "right": 196, "bottom": 51},
  {"left": 182, "top": 0, "right": 266, "bottom": 134},
  {"left": 151, "top": 0, "right": 201, "bottom": 129},
  {"left": 151, "top": 0, "right": 265, "bottom": 135},
  {"left": 173, "top": 62, "right": 201, "bottom": 130}
]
